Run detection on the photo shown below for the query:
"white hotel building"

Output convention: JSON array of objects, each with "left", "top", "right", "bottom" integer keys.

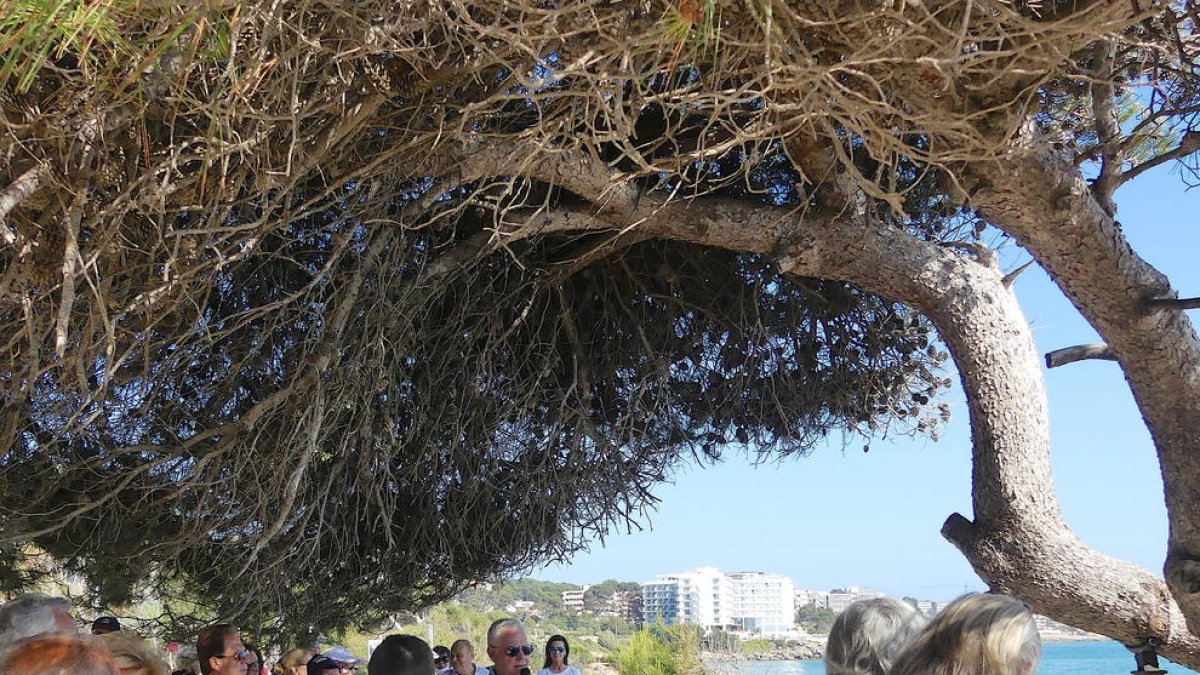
[{"left": 641, "top": 567, "right": 795, "bottom": 636}]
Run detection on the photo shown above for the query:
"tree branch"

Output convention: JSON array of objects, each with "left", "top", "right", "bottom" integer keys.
[
  {"left": 1145, "top": 296, "right": 1200, "bottom": 311},
  {"left": 1089, "top": 40, "right": 1122, "bottom": 216},
  {"left": 1119, "top": 131, "right": 1200, "bottom": 188},
  {"left": 0, "top": 164, "right": 45, "bottom": 250},
  {"left": 1046, "top": 344, "right": 1117, "bottom": 368}
]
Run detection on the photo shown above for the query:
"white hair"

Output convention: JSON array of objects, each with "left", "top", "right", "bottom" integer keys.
[
  {"left": 825, "top": 597, "right": 928, "bottom": 675},
  {"left": 890, "top": 593, "right": 1041, "bottom": 675},
  {"left": 486, "top": 618, "right": 524, "bottom": 645},
  {"left": 0, "top": 593, "right": 74, "bottom": 646}
]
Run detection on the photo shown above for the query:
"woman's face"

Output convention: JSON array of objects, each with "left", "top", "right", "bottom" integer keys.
[
  {"left": 548, "top": 642, "right": 566, "bottom": 666},
  {"left": 451, "top": 645, "right": 474, "bottom": 675}
]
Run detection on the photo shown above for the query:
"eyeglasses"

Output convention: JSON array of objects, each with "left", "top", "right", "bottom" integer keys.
[
  {"left": 215, "top": 650, "right": 252, "bottom": 662},
  {"left": 548, "top": 648, "right": 566, "bottom": 654},
  {"left": 502, "top": 645, "right": 534, "bottom": 658}
]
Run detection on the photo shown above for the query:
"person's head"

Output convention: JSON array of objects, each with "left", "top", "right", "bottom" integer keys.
[
  {"left": 890, "top": 593, "right": 1040, "bottom": 675},
  {"left": 824, "top": 597, "right": 927, "bottom": 675},
  {"left": 448, "top": 640, "right": 475, "bottom": 675},
  {"left": 324, "top": 646, "right": 364, "bottom": 672},
  {"left": 367, "top": 634, "right": 433, "bottom": 675},
  {"left": 307, "top": 655, "right": 342, "bottom": 675},
  {"left": 0, "top": 593, "right": 77, "bottom": 645},
  {"left": 245, "top": 644, "right": 266, "bottom": 675},
  {"left": 0, "top": 633, "right": 119, "bottom": 675},
  {"left": 196, "top": 624, "right": 251, "bottom": 675},
  {"left": 91, "top": 617, "right": 122, "bottom": 636},
  {"left": 541, "top": 635, "right": 569, "bottom": 670},
  {"left": 101, "top": 631, "right": 170, "bottom": 675},
  {"left": 432, "top": 646, "right": 450, "bottom": 672},
  {"left": 485, "top": 618, "right": 530, "bottom": 675},
  {"left": 275, "top": 649, "right": 315, "bottom": 675}
]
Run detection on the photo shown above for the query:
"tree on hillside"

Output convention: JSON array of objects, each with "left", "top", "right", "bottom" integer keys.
[
  {"left": 583, "top": 579, "right": 642, "bottom": 612},
  {"left": 2, "top": 0, "right": 1200, "bottom": 662},
  {"left": 795, "top": 604, "right": 837, "bottom": 634}
]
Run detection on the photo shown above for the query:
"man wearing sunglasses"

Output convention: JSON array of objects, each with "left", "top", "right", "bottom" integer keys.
[
  {"left": 197, "top": 624, "right": 255, "bottom": 675},
  {"left": 484, "top": 618, "right": 532, "bottom": 675}
]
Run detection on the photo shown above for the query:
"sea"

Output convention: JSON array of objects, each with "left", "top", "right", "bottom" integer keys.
[{"left": 706, "top": 641, "right": 1199, "bottom": 675}]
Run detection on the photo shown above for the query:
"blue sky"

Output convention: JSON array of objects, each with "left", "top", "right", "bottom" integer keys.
[{"left": 533, "top": 164, "right": 1200, "bottom": 603}]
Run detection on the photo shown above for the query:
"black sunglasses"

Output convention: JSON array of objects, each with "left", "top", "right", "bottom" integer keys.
[{"left": 503, "top": 645, "right": 534, "bottom": 657}]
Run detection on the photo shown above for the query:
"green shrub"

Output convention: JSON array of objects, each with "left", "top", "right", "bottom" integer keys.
[{"left": 613, "top": 625, "right": 699, "bottom": 675}]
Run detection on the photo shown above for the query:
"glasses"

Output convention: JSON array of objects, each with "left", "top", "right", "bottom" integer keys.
[
  {"left": 502, "top": 645, "right": 534, "bottom": 658},
  {"left": 549, "top": 648, "right": 566, "bottom": 654},
  {"left": 215, "top": 650, "right": 252, "bottom": 662}
]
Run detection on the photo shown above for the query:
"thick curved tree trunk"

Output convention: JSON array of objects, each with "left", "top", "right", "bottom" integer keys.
[
  {"left": 964, "top": 126, "right": 1200, "bottom": 636},
  {"left": 771, "top": 219, "right": 1200, "bottom": 668},
  {"left": 452, "top": 144, "right": 1200, "bottom": 665}
]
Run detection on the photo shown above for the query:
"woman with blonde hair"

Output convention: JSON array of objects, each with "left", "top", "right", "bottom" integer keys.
[
  {"left": 100, "top": 631, "right": 170, "bottom": 675},
  {"left": 890, "top": 593, "right": 1040, "bottom": 675},
  {"left": 273, "top": 648, "right": 316, "bottom": 675},
  {"left": 824, "top": 597, "right": 927, "bottom": 675}
]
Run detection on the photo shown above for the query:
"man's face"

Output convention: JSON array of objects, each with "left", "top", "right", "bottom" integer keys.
[
  {"left": 450, "top": 645, "right": 474, "bottom": 675},
  {"left": 209, "top": 632, "right": 252, "bottom": 675},
  {"left": 486, "top": 626, "right": 530, "bottom": 675}
]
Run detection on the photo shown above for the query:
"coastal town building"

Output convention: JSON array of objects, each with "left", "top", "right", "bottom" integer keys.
[
  {"left": 794, "top": 588, "right": 830, "bottom": 608},
  {"left": 561, "top": 584, "right": 642, "bottom": 624},
  {"left": 821, "top": 586, "right": 887, "bottom": 613},
  {"left": 727, "top": 571, "right": 795, "bottom": 634},
  {"left": 640, "top": 567, "right": 795, "bottom": 636},
  {"left": 606, "top": 589, "right": 644, "bottom": 624},
  {"left": 561, "top": 587, "right": 587, "bottom": 613}
]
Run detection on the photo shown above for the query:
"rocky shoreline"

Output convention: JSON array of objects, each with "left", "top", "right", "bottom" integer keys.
[{"left": 701, "top": 642, "right": 825, "bottom": 662}]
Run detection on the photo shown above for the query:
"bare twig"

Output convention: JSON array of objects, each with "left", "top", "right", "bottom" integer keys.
[{"left": 1045, "top": 343, "right": 1117, "bottom": 368}]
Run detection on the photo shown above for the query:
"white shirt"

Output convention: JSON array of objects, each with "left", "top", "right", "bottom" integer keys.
[{"left": 538, "top": 667, "right": 581, "bottom": 675}]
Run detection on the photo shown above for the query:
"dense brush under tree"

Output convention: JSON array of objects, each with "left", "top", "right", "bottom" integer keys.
[{"left": 2, "top": 0, "right": 1200, "bottom": 661}]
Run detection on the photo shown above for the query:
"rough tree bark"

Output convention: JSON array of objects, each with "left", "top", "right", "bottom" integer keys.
[{"left": 963, "top": 125, "right": 1200, "bottom": 638}]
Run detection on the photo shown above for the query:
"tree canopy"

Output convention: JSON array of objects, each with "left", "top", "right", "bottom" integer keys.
[{"left": 3, "top": 0, "right": 1200, "bottom": 662}]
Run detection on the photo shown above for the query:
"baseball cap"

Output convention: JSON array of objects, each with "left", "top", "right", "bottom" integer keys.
[
  {"left": 323, "top": 645, "right": 364, "bottom": 665},
  {"left": 308, "top": 655, "right": 340, "bottom": 675},
  {"left": 433, "top": 646, "right": 451, "bottom": 660}
]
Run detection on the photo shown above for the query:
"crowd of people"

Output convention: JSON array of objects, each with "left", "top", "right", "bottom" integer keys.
[
  {"left": 0, "top": 595, "right": 575, "bottom": 675},
  {"left": 0, "top": 590, "right": 1038, "bottom": 675},
  {"left": 823, "top": 593, "right": 1040, "bottom": 675}
]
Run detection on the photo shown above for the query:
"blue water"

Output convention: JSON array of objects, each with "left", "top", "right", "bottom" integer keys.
[{"left": 714, "top": 642, "right": 1199, "bottom": 674}]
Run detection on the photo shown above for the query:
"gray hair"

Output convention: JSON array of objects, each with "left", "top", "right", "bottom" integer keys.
[
  {"left": 0, "top": 593, "right": 74, "bottom": 646},
  {"left": 890, "top": 593, "right": 1041, "bottom": 675},
  {"left": 824, "top": 597, "right": 927, "bottom": 675},
  {"left": 486, "top": 618, "right": 524, "bottom": 646}
]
